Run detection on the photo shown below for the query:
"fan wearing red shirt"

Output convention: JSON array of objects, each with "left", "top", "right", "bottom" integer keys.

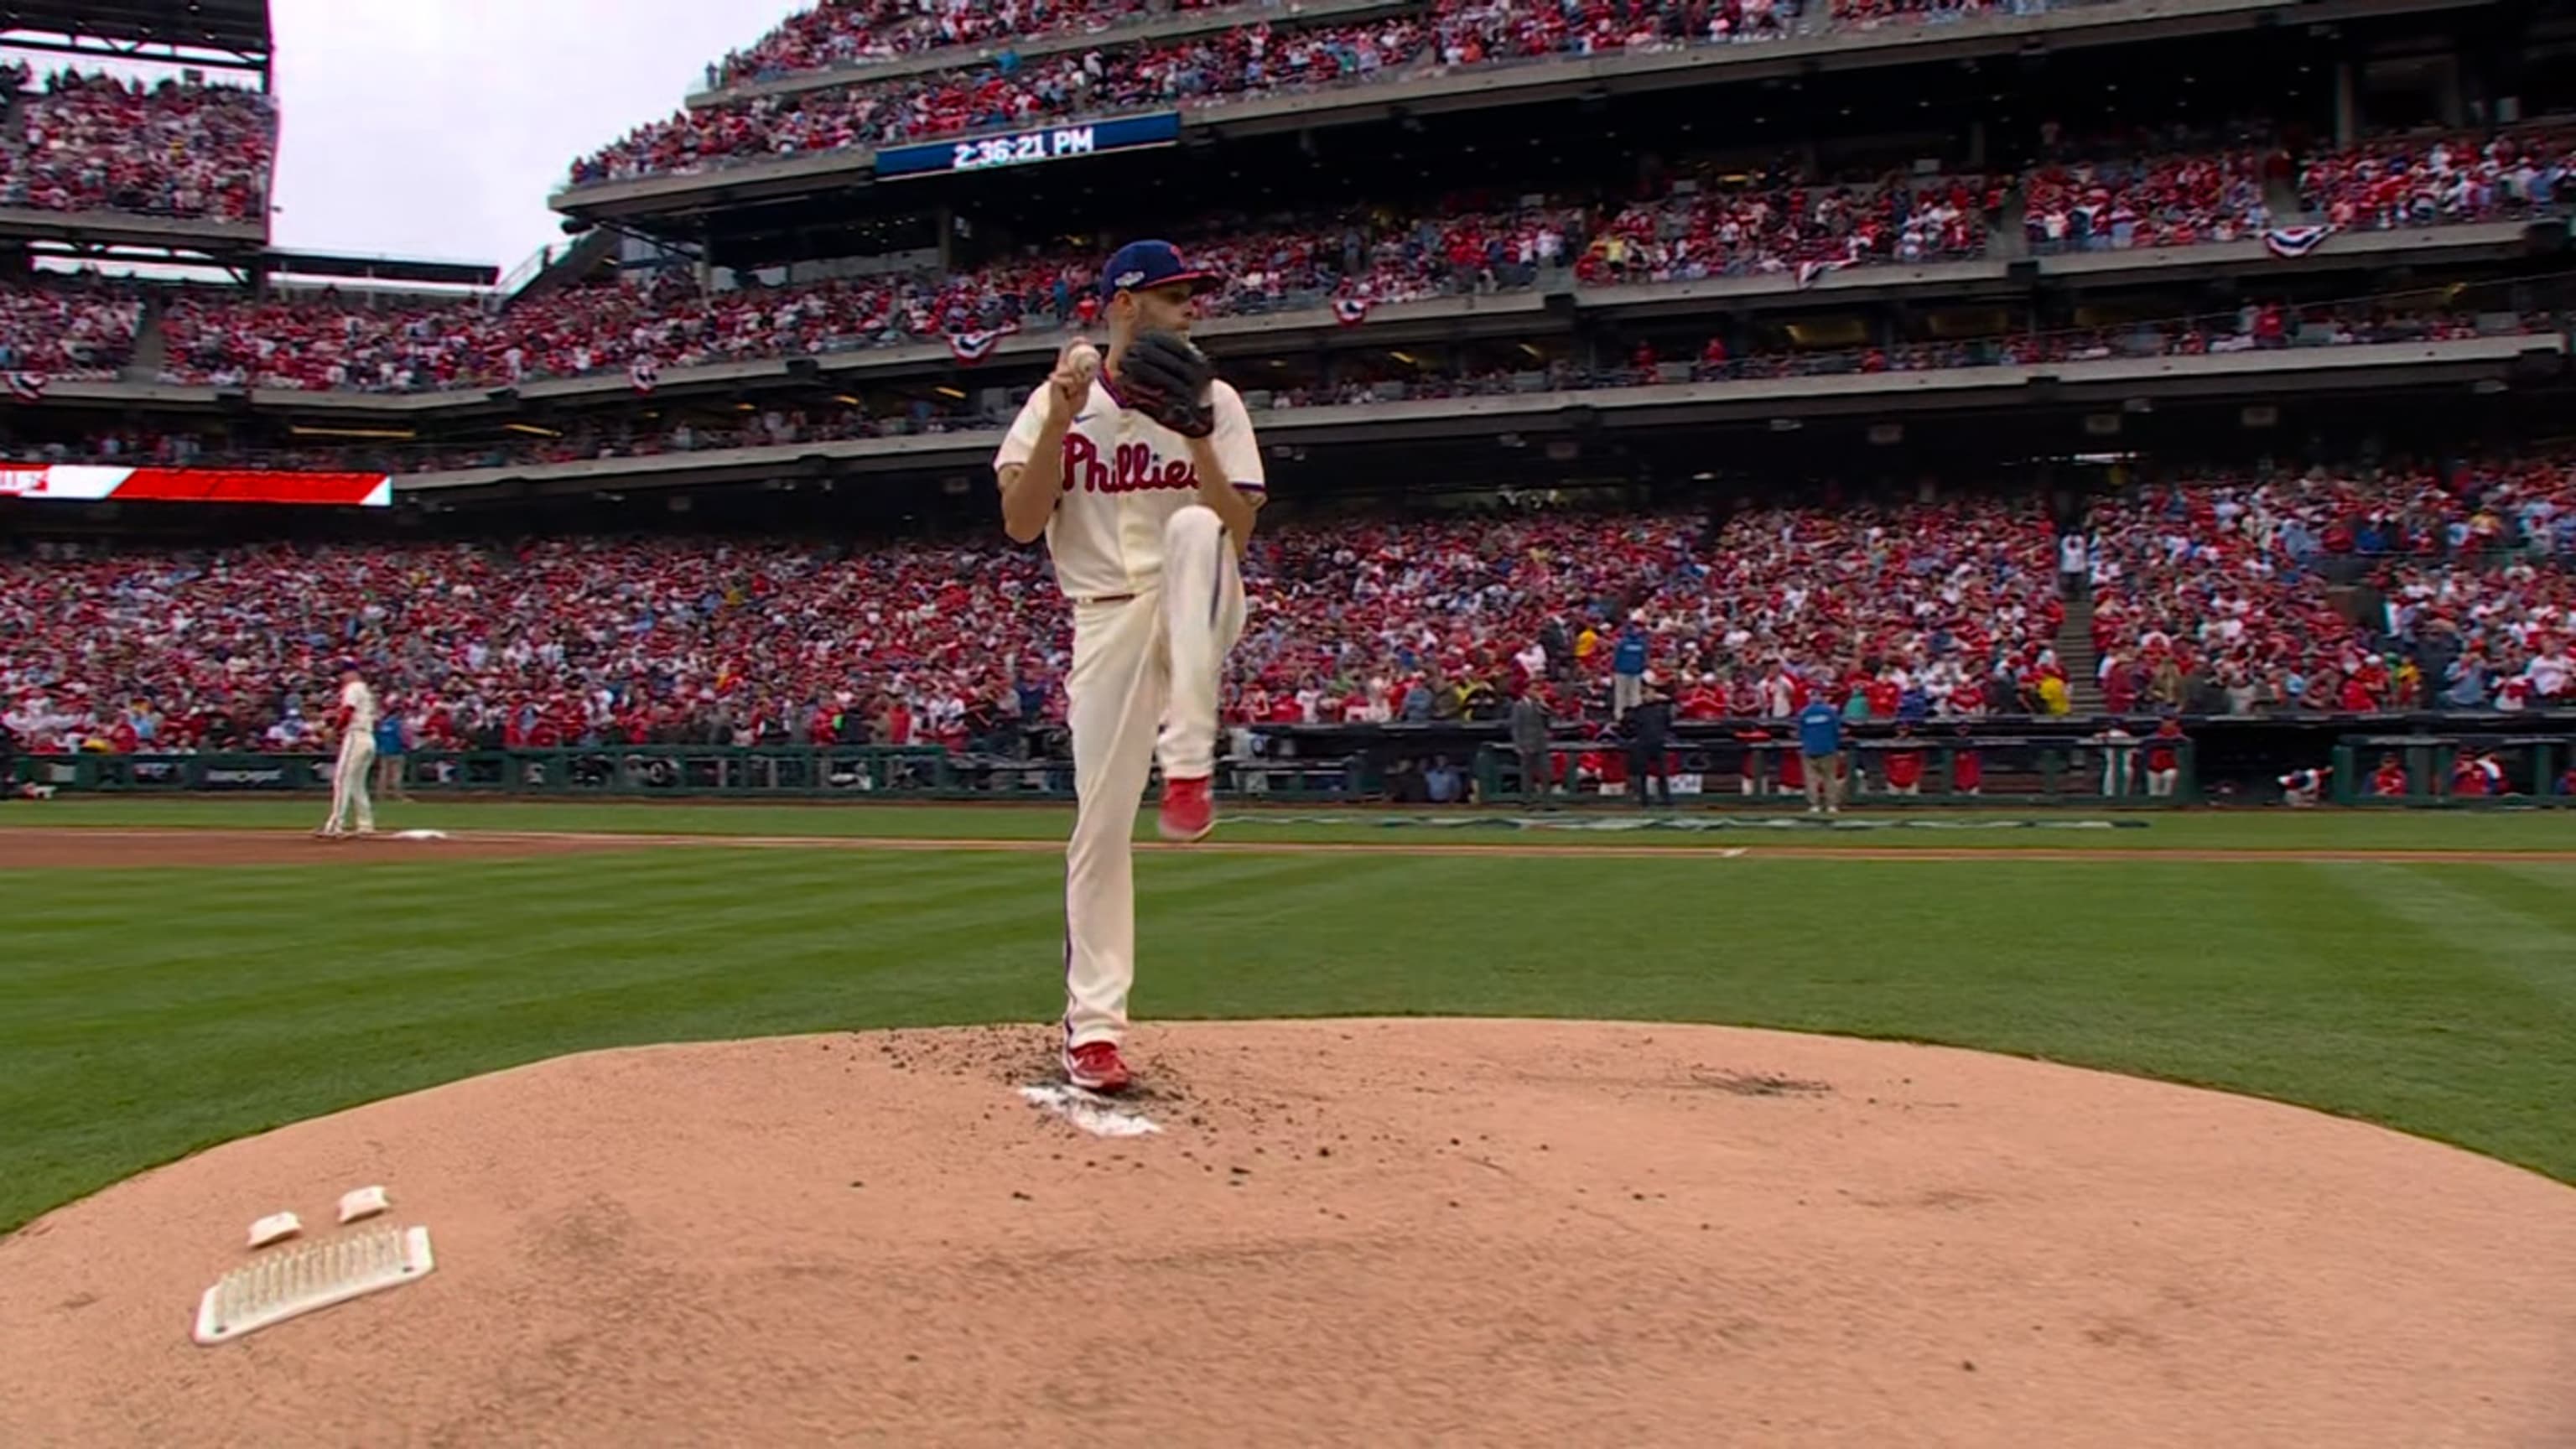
[
  {"left": 1882, "top": 724, "right": 1924, "bottom": 797},
  {"left": 2144, "top": 717, "right": 2186, "bottom": 798},
  {"left": 1949, "top": 724, "right": 1982, "bottom": 796},
  {"left": 1863, "top": 673, "right": 1900, "bottom": 719},
  {"left": 2370, "top": 755, "right": 2409, "bottom": 798},
  {"left": 1735, "top": 725, "right": 1772, "bottom": 796},
  {"left": 2448, "top": 754, "right": 2488, "bottom": 797}
]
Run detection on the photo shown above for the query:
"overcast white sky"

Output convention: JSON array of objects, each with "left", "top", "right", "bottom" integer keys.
[{"left": 17, "top": 0, "right": 812, "bottom": 274}]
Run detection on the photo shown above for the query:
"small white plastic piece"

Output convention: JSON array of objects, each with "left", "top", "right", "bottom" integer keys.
[
  {"left": 195, "top": 1224, "right": 435, "bottom": 1345},
  {"left": 247, "top": 1212, "right": 302, "bottom": 1249},
  {"left": 1019, "top": 1084, "right": 1161, "bottom": 1138},
  {"left": 336, "top": 1185, "right": 391, "bottom": 1224}
]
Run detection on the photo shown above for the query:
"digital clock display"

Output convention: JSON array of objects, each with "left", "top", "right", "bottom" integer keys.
[{"left": 875, "top": 111, "right": 1183, "bottom": 180}]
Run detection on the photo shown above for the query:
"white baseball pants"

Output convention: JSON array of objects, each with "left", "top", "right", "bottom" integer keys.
[
  {"left": 325, "top": 735, "right": 377, "bottom": 834},
  {"left": 1061, "top": 505, "right": 1245, "bottom": 1048}
]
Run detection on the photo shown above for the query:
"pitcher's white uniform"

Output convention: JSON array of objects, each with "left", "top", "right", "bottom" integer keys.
[
  {"left": 995, "top": 375, "right": 1263, "bottom": 1049},
  {"left": 324, "top": 677, "right": 380, "bottom": 835}
]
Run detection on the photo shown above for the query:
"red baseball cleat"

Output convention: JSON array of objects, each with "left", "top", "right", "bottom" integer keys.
[
  {"left": 1062, "top": 1039, "right": 1134, "bottom": 1093},
  {"left": 1158, "top": 774, "right": 1213, "bottom": 843}
]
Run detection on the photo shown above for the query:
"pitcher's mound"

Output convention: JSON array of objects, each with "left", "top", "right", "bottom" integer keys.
[{"left": 3, "top": 1020, "right": 2571, "bottom": 1447}]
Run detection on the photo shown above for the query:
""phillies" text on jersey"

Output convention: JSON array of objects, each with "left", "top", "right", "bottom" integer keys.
[{"left": 1061, "top": 433, "right": 1198, "bottom": 494}]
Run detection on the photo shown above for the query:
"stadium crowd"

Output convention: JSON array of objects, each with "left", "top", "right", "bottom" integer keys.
[
  {"left": 3, "top": 292, "right": 2533, "bottom": 475},
  {"left": 2021, "top": 149, "right": 2274, "bottom": 252},
  {"left": 0, "top": 276, "right": 143, "bottom": 377},
  {"left": 0, "top": 68, "right": 276, "bottom": 224},
  {"left": 708, "top": 0, "right": 1233, "bottom": 88},
  {"left": 144, "top": 199, "right": 1587, "bottom": 392},
  {"left": 16, "top": 120, "right": 2527, "bottom": 397},
  {"left": 5, "top": 467, "right": 2568, "bottom": 761},
  {"left": 2082, "top": 461, "right": 2576, "bottom": 715},
  {"left": 702, "top": 0, "right": 2049, "bottom": 101},
  {"left": 569, "top": 13, "right": 1432, "bottom": 186},
  {"left": 2296, "top": 130, "right": 2576, "bottom": 231}
]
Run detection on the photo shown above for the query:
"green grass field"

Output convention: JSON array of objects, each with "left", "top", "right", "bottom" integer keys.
[{"left": 3, "top": 797, "right": 2573, "bottom": 1235}]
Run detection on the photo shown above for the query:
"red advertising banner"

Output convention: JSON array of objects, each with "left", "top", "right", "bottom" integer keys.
[{"left": 0, "top": 465, "right": 392, "bottom": 506}]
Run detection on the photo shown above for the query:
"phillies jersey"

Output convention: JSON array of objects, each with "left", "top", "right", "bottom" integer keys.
[
  {"left": 995, "top": 375, "right": 1265, "bottom": 602},
  {"left": 338, "top": 679, "right": 380, "bottom": 735}
]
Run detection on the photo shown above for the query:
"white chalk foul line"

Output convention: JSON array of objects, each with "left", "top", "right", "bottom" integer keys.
[{"left": 1019, "top": 1084, "right": 1162, "bottom": 1138}]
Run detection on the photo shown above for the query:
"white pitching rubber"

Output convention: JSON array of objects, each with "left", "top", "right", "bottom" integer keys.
[{"left": 195, "top": 1224, "right": 436, "bottom": 1345}]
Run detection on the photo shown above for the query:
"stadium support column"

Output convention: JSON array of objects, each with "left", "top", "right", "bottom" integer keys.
[
  {"left": 2433, "top": 55, "right": 2466, "bottom": 129},
  {"left": 2334, "top": 61, "right": 2357, "bottom": 151}
]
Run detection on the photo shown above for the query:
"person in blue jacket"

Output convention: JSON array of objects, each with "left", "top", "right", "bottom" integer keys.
[
  {"left": 1612, "top": 616, "right": 1649, "bottom": 719},
  {"left": 1797, "top": 691, "right": 1844, "bottom": 816},
  {"left": 372, "top": 701, "right": 411, "bottom": 804}
]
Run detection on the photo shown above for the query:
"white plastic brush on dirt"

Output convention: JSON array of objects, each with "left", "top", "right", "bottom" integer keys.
[{"left": 193, "top": 1224, "right": 435, "bottom": 1345}]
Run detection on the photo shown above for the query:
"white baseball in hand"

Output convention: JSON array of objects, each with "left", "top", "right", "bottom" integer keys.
[{"left": 1065, "top": 340, "right": 1101, "bottom": 383}]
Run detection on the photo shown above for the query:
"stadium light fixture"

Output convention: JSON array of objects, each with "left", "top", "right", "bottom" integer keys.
[{"left": 290, "top": 426, "right": 415, "bottom": 441}]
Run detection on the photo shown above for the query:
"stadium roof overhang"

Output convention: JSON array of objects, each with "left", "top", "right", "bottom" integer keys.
[
  {"left": 0, "top": 0, "right": 273, "bottom": 75},
  {"left": 260, "top": 250, "right": 500, "bottom": 289}
]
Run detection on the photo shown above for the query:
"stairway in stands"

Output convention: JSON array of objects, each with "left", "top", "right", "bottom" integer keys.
[
  {"left": 2267, "top": 171, "right": 2308, "bottom": 226},
  {"left": 2056, "top": 599, "right": 2104, "bottom": 714},
  {"left": 125, "top": 294, "right": 169, "bottom": 382}
]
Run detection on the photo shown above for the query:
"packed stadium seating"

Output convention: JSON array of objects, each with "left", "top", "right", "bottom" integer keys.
[
  {"left": 701, "top": 0, "right": 2038, "bottom": 100},
  {"left": 569, "top": 13, "right": 1432, "bottom": 185},
  {"left": 2083, "top": 463, "right": 2576, "bottom": 714},
  {"left": 1576, "top": 167, "right": 1992, "bottom": 282},
  {"left": 5, "top": 291, "right": 2517, "bottom": 475},
  {"left": 0, "top": 288, "right": 2501, "bottom": 480},
  {"left": 708, "top": 0, "right": 1234, "bottom": 90},
  {"left": 2296, "top": 131, "right": 2576, "bottom": 231},
  {"left": 0, "top": 69, "right": 277, "bottom": 224},
  {"left": 142, "top": 128, "right": 2568, "bottom": 400},
  {"left": 146, "top": 199, "right": 1580, "bottom": 391},
  {"left": 8, "top": 470, "right": 2568, "bottom": 756},
  {"left": 584, "top": 0, "right": 2217, "bottom": 188},
  {"left": 2020, "top": 149, "right": 2273, "bottom": 252},
  {"left": 0, "top": 274, "right": 144, "bottom": 377}
]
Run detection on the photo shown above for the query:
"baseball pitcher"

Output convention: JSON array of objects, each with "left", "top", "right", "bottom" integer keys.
[
  {"left": 994, "top": 239, "right": 1264, "bottom": 1093},
  {"left": 318, "top": 662, "right": 381, "bottom": 839}
]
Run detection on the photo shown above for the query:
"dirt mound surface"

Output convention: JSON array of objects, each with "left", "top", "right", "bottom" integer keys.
[{"left": 3, "top": 1020, "right": 2570, "bottom": 1447}]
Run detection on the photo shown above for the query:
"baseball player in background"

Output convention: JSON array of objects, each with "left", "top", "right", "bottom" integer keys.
[
  {"left": 994, "top": 239, "right": 1265, "bottom": 1093},
  {"left": 317, "top": 661, "right": 381, "bottom": 839}
]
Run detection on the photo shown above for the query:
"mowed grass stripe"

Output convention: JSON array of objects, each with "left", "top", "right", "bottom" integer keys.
[
  {"left": 2298, "top": 863, "right": 2576, "bottom": 1166},
  {"left": 2322, "top": 862, "right": 2576, "bottom": 1010},
  {"left": 16, "top": 794, "right": 2576, "bottom": 853},
  {"left": 0, "top": 851, "right": 1005, "bottom": 994},
  {"left": 7, "top": 849, "right": 2576, "bottom": 1235}
]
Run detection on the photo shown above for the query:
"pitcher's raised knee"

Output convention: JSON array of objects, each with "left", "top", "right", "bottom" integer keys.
[{"left": 1163, "top": 503, "right": 1221, "bottom": 553}]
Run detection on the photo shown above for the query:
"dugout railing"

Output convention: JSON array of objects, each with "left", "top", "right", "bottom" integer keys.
[
  {"left": 2329, "top": 733, "right": 2576, "bottom": 804},
  {"left": 8, "top": 734, "right": 2198, "bottom": 807},
  {"left": 14, "top": 715, "right": 2576, "bottom": 807},
  {"left": 1463, "top": 734, "right": 2201, "bottom": 807}
]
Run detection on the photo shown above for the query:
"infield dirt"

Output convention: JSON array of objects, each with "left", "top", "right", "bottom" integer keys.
[{"left": 3, "top": 1019, "right": 2571, "bottom": 1447}]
